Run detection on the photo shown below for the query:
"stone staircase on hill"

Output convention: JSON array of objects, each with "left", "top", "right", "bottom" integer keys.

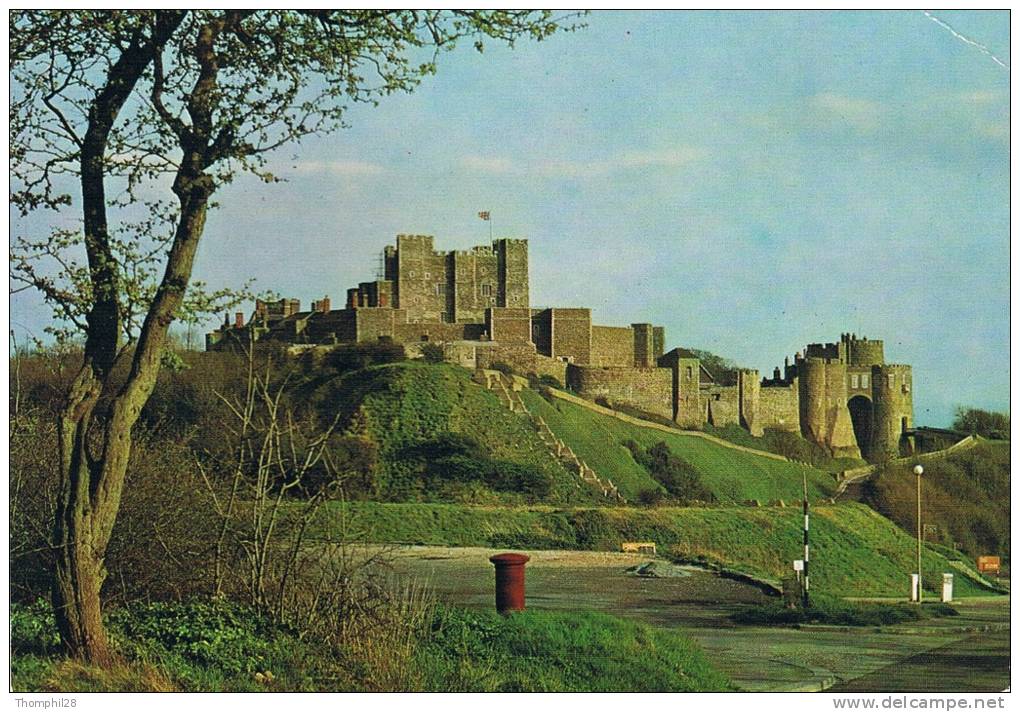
[{"left": 476, "top": 369, "right": 625, "bottom": 503}]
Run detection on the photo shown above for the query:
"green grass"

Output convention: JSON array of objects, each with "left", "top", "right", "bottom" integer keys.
[
  {"left": 730, "top": 593, "right": 959, "bottom": 627},
  {"left": 10, "top": 599, "right": 729, "bottom": 692},
  {"left": 521, "top": 389, "right": 837, "bottom": 502},
  {"left": 415, "top": 606, "right": 731, "bottom": 691},
  {"left": 323, "top": 501, "right": 1002, "bottom": 598},
  {"left": 308, "top": 362, "right": 598, "bottom": 504}
]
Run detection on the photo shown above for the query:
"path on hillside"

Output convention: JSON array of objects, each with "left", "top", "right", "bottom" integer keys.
[{"left": 389, "top": 546, "right": 1010, "bottom": 693}]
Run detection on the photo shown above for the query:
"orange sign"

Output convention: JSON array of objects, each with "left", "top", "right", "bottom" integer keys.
[{"left": 976, "top": 556, "right": 1001, "bottom": 573}]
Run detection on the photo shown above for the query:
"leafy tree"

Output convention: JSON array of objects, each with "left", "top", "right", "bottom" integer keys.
[
  {"left": 10, "top": 9, "right": 580, "bottom": 664},
  {"left": 952, "top": 407, "right": 1010, "bottom": 439}
]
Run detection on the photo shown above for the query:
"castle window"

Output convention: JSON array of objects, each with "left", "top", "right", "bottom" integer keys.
[
  {"left": 850, "top": 374, "right": 859, "bottom": 389},
  {"left": 888, "top": 374, "right": 895, "bottom": 389},
  {"left": 409, "top": 271, "right": 415, "bottom": 277},
  {"left": 425, "top": 272, "right": 431, "bottom": 280},
  {"left": 686, "top": 366, "right": 693, "bottom": 379},
  {"left": 434, "top": 283, "right": 445, "bottom": 297},
  {"left": 861, "top": 375, "right": 869, "bottom": 389},
  {"left": 481, "top": 284, "right": 491, "bottom": 297}
]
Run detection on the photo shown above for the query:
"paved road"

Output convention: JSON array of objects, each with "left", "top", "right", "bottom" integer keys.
[
  {"left": 389, "top": 546, "right": 1010, "bottom": 692},
  {"left": 829, "top": 628, "right": 1010, "bottom": 692}
]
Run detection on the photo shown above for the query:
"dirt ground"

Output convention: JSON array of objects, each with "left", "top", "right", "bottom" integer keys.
[{"left": 388, "top": 545, "right": 1011, "bottom": 693}]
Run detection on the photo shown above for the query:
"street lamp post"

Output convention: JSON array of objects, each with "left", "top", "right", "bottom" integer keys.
[{"left": 913, "top": 464, "right": 924, "bottom": 604}]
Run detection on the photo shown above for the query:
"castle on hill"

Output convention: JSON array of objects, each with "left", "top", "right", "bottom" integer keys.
[{"left": 207, "top": 234, "right": 914, "bottom": 461}]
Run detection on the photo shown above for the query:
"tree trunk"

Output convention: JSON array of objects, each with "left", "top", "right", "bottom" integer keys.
[{"left": 48, "top": 11, "right": 186, "bottom": 665}]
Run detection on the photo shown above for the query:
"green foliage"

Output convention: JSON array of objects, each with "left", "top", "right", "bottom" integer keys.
[
  {"left": 10, "top": 600, "right": 62, "bottom": 656},
  {"left": 307, "top": 363, "right": 594, "bottom": 504},
  {"left": 952, "top": 407, "right": 1009, "bottom": 439},
  {"left": 860, "top": 441, "right": 1010, "bottom": 559},
  {"left": 625, "top": 440, "right": 714, "bottom": 504},
  {"left": 415, "top": 606, "right": 731, "bottom": 692},
  {"left": 704, "top": 423, "right": 852, "bottom": 472},
  {"left": 10, "top": 599, "right": 331, "bottom": 692},
  {"left": 324, "top": 342, "right": 406, "bottom": 374},
  {"left": 683, "top": 348, "right": 740, "bottom": 386},
  {"left": 730, "top": 593, "right": 959, "bottom": 627},
  {"left": 419, "top": 343, "right": 445, "bottom": 363}
]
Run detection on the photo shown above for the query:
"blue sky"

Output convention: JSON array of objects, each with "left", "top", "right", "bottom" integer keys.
[{"left": 11, "top": 10, "right": 1009, "bottom": 426}]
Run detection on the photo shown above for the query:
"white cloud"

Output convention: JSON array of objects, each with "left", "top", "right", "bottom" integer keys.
[
  {"left": 281, "top": 159, "right": 385, "bottom": 176},
  {"left": 459, "top": 155, "right": 518, "bottom": 174},
  {"left": 460, "top": 146, "right": 705, "bottom": 179},
  {"left": 809, "top": 92, "right": 883, "bottom": 132}
]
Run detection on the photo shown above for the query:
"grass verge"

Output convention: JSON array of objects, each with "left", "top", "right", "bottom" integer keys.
[{"left": 730, "top": 593, "right": 959, "bottom": 627}]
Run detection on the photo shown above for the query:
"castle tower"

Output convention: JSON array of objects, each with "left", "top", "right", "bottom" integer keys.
[
  {"left": 738, "top": 369, "right": 763, "bottom": 437},
  {"left": 797, "top": 357, "right": 861, "bottom": 458},
  {"left": 494, "top": 238, "right": 529, "bottom": 310},
  {"left": 870, "top": 364, "right": 914, "bottom": 460}
]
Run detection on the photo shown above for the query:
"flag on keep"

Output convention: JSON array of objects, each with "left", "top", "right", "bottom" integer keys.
[{"left": 477, "top": 211, "right": 490, "bottom": 221}]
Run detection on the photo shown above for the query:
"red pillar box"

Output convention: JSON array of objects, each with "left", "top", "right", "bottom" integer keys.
[{"left": 489, "top": 553, "right": 530, "bottom": 614}]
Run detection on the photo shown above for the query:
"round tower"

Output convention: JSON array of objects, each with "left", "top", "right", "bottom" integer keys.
[
  {"left": 870, "top": 364, "right": 914, "bottom": 460},
  {"left": 797, "top": 357, "right": 828, "bottom": 446}
]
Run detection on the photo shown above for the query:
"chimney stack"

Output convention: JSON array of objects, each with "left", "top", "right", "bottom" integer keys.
[{"left": 235, "top": 312, "right": 244, "bottom": 329}]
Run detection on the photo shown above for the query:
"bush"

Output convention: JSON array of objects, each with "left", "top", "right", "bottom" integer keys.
[
  {"left": 324, "top": 342, "right": 406, "bottom": 374},
  {"left": 625, "top": 441, "right": 714, "bottom": 504},
  {"left": 490, "top": 361, "right": 514, "bottom": 377},
  {"left": 763, "top": 428, "right": 830, "bottom": 466},
  {"left": 636, "top": 487, "right": 666, "bottom": 506},
  {"left": 730, "top": 594, "right": 959, "bottom": 627},
  {"left": 953, "top": 407, "right": 1009, "bottom": 439},
  {"left": 419, "top": 343, "right": 445, "bottom": 364}
]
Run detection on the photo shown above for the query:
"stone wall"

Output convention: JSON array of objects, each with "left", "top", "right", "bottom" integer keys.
[
  {"left": 706, "top": 386, "right": 739, "bottom": 427},
  {"left": 590, "top": 325, "right": 634, "bottom": 367},
  {"left": 486, "top": 307, "right": 533, "bottom": 345},
  {"left": 759, "top": 382, "right": 800, "bottom": 432},
  {"left": 476, "top": 342, "right": 568, "bottom": 384},
  {"left": 567, "top": 365, "right": 673, "bottom": 419},
  {"left": 533, "top": 308, "right": 592, "bottom": 364}
]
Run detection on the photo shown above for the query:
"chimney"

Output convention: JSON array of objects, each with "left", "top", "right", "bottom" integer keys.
[
  {"left": 318, "top": 295, "right": 330, "bottom": 313},
  {"left": 773, "top": 367, "right": 781, "bottom": 381},
  {"left": 235, "top": 312, "right": 244, "bottom": 329}
]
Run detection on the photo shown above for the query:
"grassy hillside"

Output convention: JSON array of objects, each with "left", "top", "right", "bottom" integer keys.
[
  {"left": 860, "top": 440, "right": 1010, "bottom": 560},
  {"left": 323, "top": 501, "right": 1000, "bottom": 598},
  {"left": 520, "top": 389, "right": 837, "bottom": 503},
  {"left": 307, "top": 362, "right": 599, "bottom": 504}
]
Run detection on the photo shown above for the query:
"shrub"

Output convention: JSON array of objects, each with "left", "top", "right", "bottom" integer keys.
[
  {"left": 636, "top": 487, "right": 666, "bottom": 506},
  {"left": 419, "top": 343, "right": 445, "bottom": 364},
  {"left": 730, "top": 594, "right": 959, "bottom": 627},
  {"left": 627, "top": 441, "right": 714, "bottom": 504},
  {"left": 490, "top": 361, "right": 514, "bottom": 377},
  {"left": 324, "top": 342, "right": 406, "bottom": 374},
  {"left": 763, "top": 427, "right": 829, "bottom": 466}
]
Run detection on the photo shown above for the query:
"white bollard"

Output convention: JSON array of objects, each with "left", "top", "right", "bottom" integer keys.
[
  {"left": 910, "top": 573, "right": 920, "bottom": 602},
  {"left": 942, "top": 573, "right": 953, "bottom": 603}
]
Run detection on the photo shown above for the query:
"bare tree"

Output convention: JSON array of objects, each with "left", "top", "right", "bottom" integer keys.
[{"left": 10, "top": 10, "right": 581, "bottom": 665}]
